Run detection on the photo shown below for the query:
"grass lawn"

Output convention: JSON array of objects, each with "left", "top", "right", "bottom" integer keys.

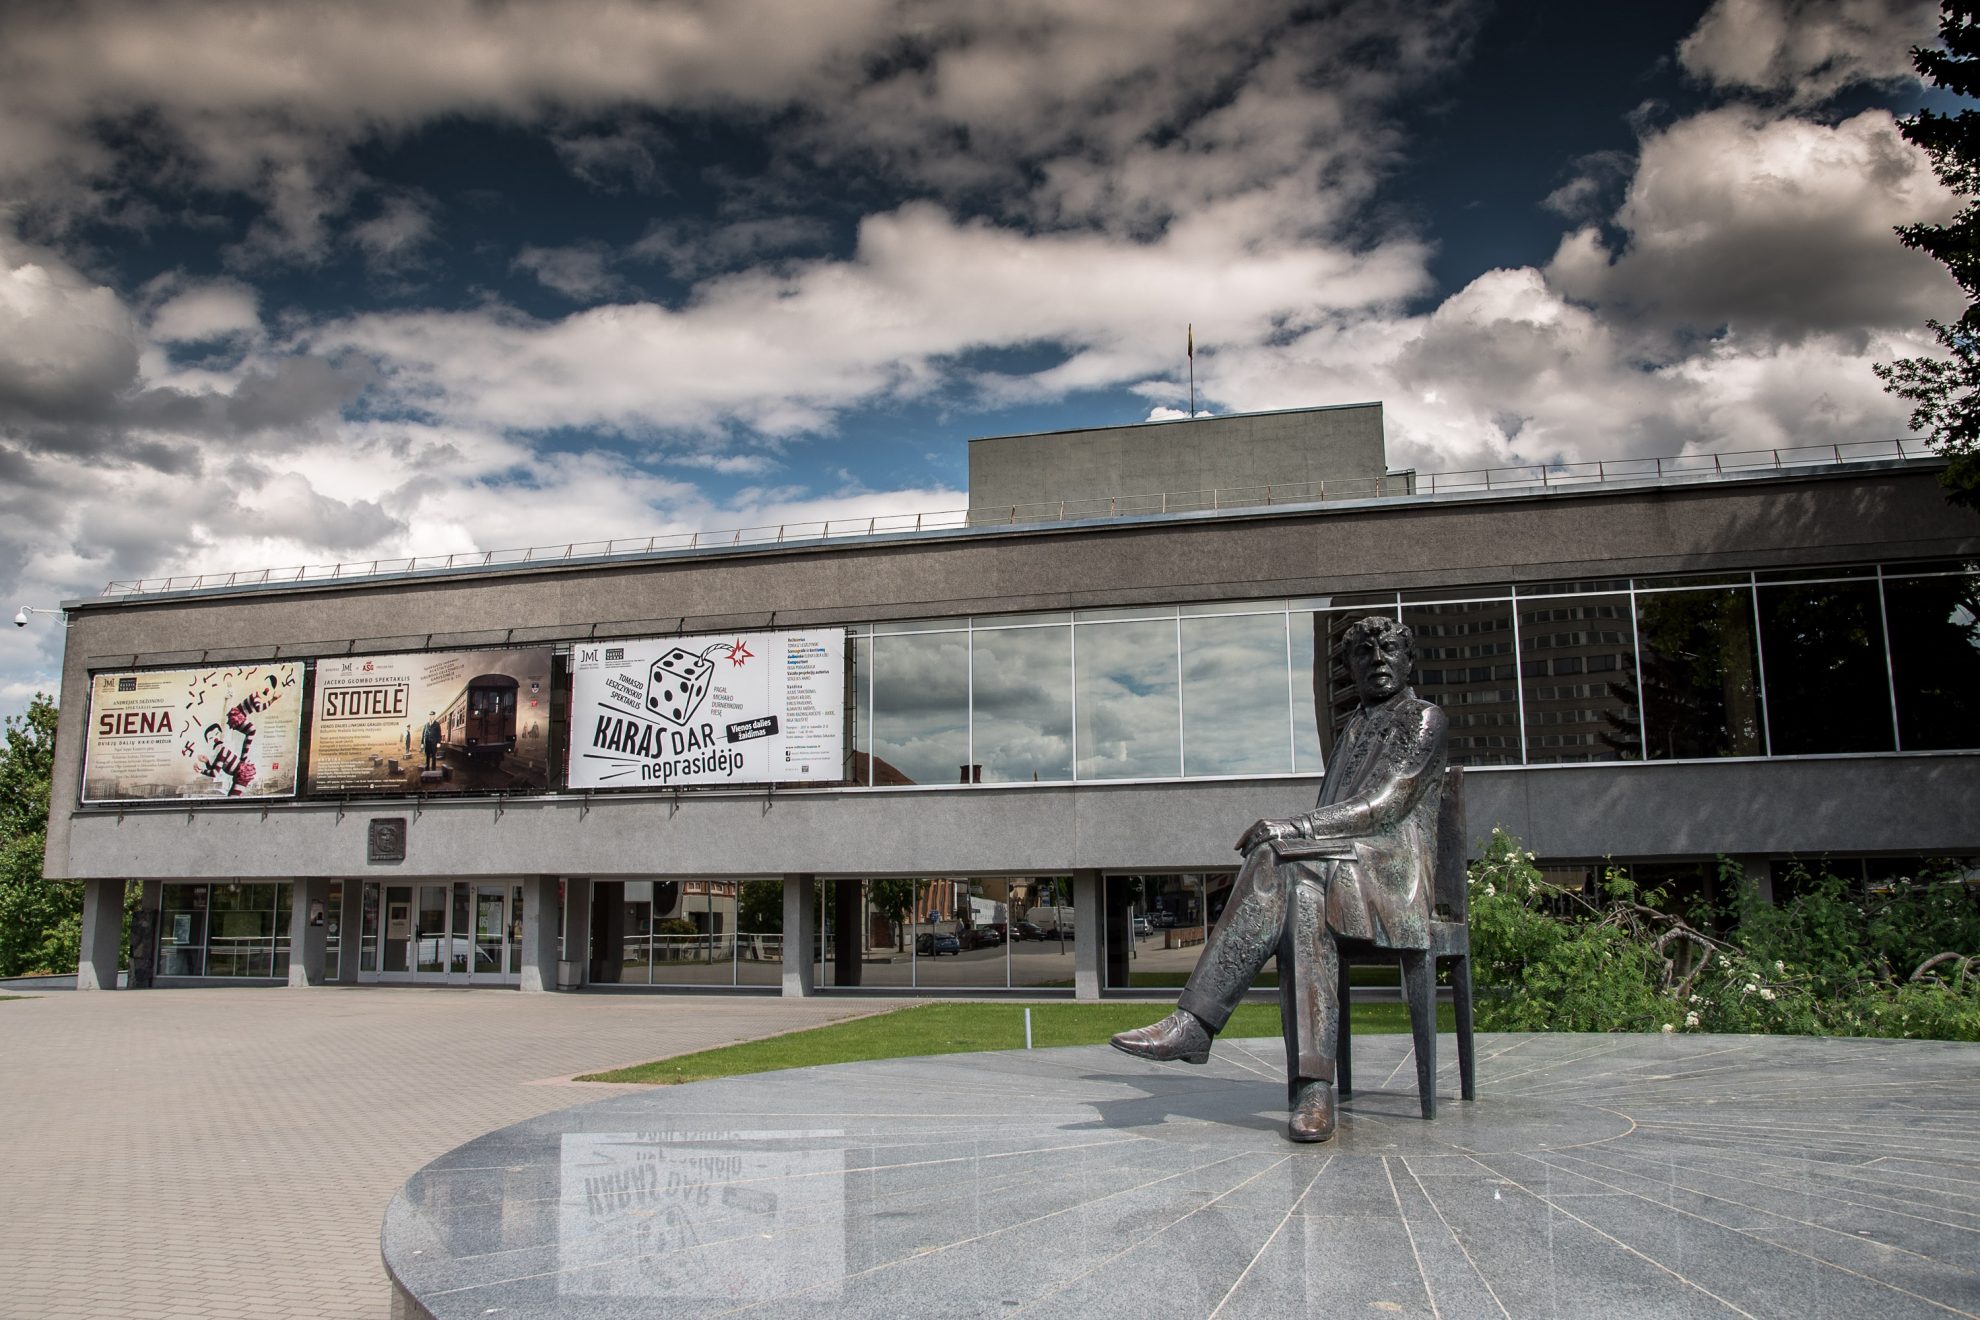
[{"left": 581, "top": 999, "right": 1456, "bottom": 1085}]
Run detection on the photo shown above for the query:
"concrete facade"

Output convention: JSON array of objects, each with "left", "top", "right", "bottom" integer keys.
[
  {"left": 966, "top": 402, "right": 1392, "bottom": 512},
  {"left": 38, "top": 453, "right": 1980, "bottom": 996}
]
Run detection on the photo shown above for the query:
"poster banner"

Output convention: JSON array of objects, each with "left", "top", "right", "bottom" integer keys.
[
  {"left": 568, "top": 629, "right": 845, "bottom": 789},
  {"left": 306, "top": 648, "right": 553, "bottom": 795},
  {"left": 81, "top": 663, "right": 304, "bottom": 802}
]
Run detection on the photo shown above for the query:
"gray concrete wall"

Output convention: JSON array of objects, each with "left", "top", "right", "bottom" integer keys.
[
  {"left": 967, "top": 404, "right": 1388, "bottom": 511},
  {"left": 51, "top": 754, "right": 1980, "bottom": 883},
  {"left": 43, "top": 462, "right": 1980, "bottom": 883}
]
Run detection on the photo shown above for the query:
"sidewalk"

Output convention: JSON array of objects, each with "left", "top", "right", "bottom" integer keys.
[{"left": 0, "top": 986, "right": 897, "bottom": 1320}]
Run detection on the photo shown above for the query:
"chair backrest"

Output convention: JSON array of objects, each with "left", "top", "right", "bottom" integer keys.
[{"left": 1432, "top": 764, "right": 1467, "bottom": 922}]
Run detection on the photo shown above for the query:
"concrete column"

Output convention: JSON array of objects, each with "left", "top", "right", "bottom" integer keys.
[
  {"left": 129, "top": 880, "right": 162, "bottom": 989},
  {"left": 564, "top": 878, "right": 592, "bottom": 988},
  {"left": 1735, "top": 855, "right": 1775, "bottom": 906},
  {"left": 1072, "top": 870, "right": 1101, "bottom": 1001},
  {"left": 518, "top": 875, "right": 562, "bottom": 992},
  {"left": 76, "top": 877, "right": 125, "bottom": 991},
  {"left": 287, "top": 877, "right": 329, "bottom": 986},
  {"left": 336, "top": 880, "right": 361, "bottom": 985},
  {"left": 782, "top": 874, "right": 816, "bottom": 998}
]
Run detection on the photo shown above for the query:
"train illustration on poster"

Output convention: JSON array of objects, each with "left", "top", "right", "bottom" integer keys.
[
  {"left": 80, "top": 663, "right": 305, "bottom": 802},
  {"left": 306, "top": 648, "right": 554, "bottom": 795},
  {"left": 568, "top": 629, "right": 845, "bottom": 789}
]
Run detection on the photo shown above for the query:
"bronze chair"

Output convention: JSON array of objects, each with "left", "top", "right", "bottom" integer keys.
[{"left": 1333, "top": 764, "right": 1475, "bottom": 1118}]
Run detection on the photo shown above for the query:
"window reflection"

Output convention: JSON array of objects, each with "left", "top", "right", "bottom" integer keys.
[
  {"left": 971, "top": 627, "right": 1073, "bottom": 782},
  {"left": 585, "top": 570, "right": 1980, "bottom": 806},
  {"left": 1403, "top": 599, "right": 1521, "bottom": 765},
  {"left": 1290, "top": 617, "right": 1324, "bottom": 775},
  {"left": 1520, "top": 595, "right": 1639, "bottom": 762},
  {"left": 1757, "top": 581, "right": 1894, "bottom": 754},
  {"left": 1075, "top": 619, "right": 1181, "bottom": 779},
  {"left": 1011, "top": 875, "right": 1076, "bottom": 988},
  {"left": 1181, "top": 613, "right": 1292, "bottom": 776},
  {"left": 1102, "top": 874, "right": 1225, "bottom": 990},
  {"left": 1637, "top": 588, "right": 1764, "bottom": 758},
  {"left": 1884, "top": 570, "right": 1980, "bottom": 751},
  {"left": 872, "top": 631, "right": 969, "bottom": 785}
]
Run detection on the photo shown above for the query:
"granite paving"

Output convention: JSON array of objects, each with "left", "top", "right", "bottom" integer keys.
[
  {"left": 0, "top": 986, "right": 899, "bottom": 1320},
  {"left": 385, "top": 1033, "right": 1980, "bottom": 1320}
]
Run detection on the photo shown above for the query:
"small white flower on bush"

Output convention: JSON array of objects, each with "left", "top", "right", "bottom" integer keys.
[
  {"left": 1759, "top": 988, "right": 1776, "bottom": 1002},
  {"left": 1482, "top": 883, "right": 1496, "bottom": 897},
  {"left": 1741, "top": 983, "right": 1754, "bottom": 995},
  {"left": 1717, "top": 956, "right": 1730, "bottom": 969},
  {"left": 1774, "top": 960, "right": 1785, "bottom": 974},
  {"left": 1684, "top": 1011, "right": 1700, "bottom": 1029},
  {"left": 1661, "top": 1023, "right": 1675, "bottom": 1034},
  {"left": 1688, "top": 993, "right": 1701, "bottom": 1004}
]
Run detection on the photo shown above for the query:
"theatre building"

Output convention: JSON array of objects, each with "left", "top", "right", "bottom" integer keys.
[{"left": 38, "top": 404, "right": 1980, "bottom": 997}]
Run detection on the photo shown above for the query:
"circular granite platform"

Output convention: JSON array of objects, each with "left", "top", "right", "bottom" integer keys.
[{"left": 384, "top": 1032, "right": 1980, "bottom": 1319}]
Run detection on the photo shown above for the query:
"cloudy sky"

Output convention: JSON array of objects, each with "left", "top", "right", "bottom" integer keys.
[{"left": 0, "top": 0, "right": 1965, "bottom": 717}]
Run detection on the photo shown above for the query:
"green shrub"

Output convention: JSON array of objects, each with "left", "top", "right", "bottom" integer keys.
[{"left": 1467, "top": 829, "right": 1980, "bottom": 1042}]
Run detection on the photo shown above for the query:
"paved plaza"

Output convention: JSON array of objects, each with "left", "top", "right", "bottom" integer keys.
[
  {"left": 388, "top": 1032, "right": 1980, "bottom": 1320},
  {"left": 0, "top": 986, "right": 900, "bottom": 1320}
]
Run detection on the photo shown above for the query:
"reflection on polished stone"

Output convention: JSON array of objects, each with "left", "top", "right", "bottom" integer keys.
[{"left": 386, "top": 1033, "right": 1980, "bottom": 1319}]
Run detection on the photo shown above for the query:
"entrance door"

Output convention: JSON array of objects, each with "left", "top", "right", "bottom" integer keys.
[
  {"left": 360, "top": 880, "right": 519, "bottom": 984},
  {"left": 470, "top": 885, "right": 509, "bottom": 982}
]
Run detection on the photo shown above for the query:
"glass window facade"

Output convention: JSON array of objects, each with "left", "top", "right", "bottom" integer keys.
[
  {"left": 809, "top": 876, "right": 1079, "bottom": 990},
  {"left": 157, "top": 882, "right": 290, "bottom": 977},
  {"left": 599, "top": 879, "right": 785, "bottom": 987},
  {"left": 824, "top": 562, "right": 1979, "bottom": 790}
]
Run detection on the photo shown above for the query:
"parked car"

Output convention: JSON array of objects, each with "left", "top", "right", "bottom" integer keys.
[
  {"left": 1132, "top": 915, "right": 1151, "bottom": 937},
  {"left": 915, "top": 932, "right": 962, "bottom": 956},
  {"left": 1010, "top": 920, "right": 1047, "bottom": 941},
  {"left": 1148, "top": 911, "right": 1176, "bottom": 929},
  {"left": 966, "top": 926, "right": 1004, "bottom": 948}
]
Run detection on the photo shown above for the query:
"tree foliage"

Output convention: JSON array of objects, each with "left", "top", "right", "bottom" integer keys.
[
  {"left": 1877, "top": 1, "right": 1980, "bottom": 510},
  {"left": 0, "top": 694, "right": 82, "bottom": 977}
]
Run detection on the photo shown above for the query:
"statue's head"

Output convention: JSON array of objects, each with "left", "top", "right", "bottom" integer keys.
[{"left": 1342, "top": 615, "right": 1414, "bottom": 705}]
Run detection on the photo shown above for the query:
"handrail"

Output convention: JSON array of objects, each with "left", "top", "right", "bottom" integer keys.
[{"left": 96, "top": 436, "right": 1935, "bottom": 596}]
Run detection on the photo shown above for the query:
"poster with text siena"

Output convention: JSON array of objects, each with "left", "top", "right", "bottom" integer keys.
[
  {"left": 568, "top": 629, "right": 845, "bottom": 789},
  {"left": 81, "top": 663, "right": 304, "bottom": 803}
]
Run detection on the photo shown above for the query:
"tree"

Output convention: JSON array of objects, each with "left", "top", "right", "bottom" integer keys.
[
  {"left": 1877, "top": 1, "right": 1980, "bottom": 510},
  {"left": 0, "top": 694, "right": 81, "bottom": 977}
]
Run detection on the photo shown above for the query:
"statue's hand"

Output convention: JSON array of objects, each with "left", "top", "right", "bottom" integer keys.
[{"left": 1237, "top": 819, "right": 1295, "bottom": 854}]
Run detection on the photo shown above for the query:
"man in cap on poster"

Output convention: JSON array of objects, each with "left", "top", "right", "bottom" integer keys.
[{"left": 1110, "top": 615, "right": 1449, "bottom": 1143}]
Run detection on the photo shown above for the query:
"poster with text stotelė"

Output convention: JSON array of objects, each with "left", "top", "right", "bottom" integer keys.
[
  {"left": 306, "top": 648, "right": 553, "bottom": 795},
  {"left": 81, "top": 664, "right": 304, "bottom": 803},
  {"left": 567, "top": 630, "right": 845, "bottom": 789}
]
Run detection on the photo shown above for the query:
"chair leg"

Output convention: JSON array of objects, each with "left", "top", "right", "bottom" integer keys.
[
  {"left": 1335, "top": 952, "right": 1354, "bottom": 1100},
  {"left": 1400, "top": 949, "right": 1435, "bottom": 1120},
  {"left": 1450, "top": 952, "right": 1476, "bottom": 1102}
]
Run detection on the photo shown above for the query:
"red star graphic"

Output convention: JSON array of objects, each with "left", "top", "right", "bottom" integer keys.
[{"left": 724, "top": 639, "right": 754, "bottom": 667}]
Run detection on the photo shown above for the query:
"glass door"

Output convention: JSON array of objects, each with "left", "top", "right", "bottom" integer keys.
[
  {"left": 472, "top": 885, "right": 508, "bottom": 982},
  {"left": 416, "top": 885, "right": 448, "bottom": 975},
  {"left": 358, "top": 879, "right": 520, "bottom": 984}
]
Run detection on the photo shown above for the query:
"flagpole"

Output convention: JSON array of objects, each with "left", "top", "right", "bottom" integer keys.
[{"left": 1187, "top": 323, "right": 1195, "bottom": 417}]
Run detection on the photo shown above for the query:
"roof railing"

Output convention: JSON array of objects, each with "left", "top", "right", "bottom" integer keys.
[{"left": 96, "top": 436, "right": 1933, "bottom": 597}]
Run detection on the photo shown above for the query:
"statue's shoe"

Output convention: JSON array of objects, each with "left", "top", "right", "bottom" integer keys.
[
  {"left": 1109, "top": 1010, "right": 1211, "bottom": 1064},
  {"left": 1287, "top": 1080, "right": 1337, "bottom": 1143}
]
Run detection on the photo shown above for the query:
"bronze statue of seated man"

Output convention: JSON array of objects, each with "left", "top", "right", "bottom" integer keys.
[{"left": 1111, "top": 615, "right": 1449, "bottom": 1143}]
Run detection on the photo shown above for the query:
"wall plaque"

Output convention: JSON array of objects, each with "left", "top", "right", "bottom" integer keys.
[{"left": 367, "top": 817, "right": 408, "bottom": 864}]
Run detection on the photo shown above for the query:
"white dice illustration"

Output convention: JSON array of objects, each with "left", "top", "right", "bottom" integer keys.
[{"left": 645, "top": 648, "right": 714, "bottom": 726}]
